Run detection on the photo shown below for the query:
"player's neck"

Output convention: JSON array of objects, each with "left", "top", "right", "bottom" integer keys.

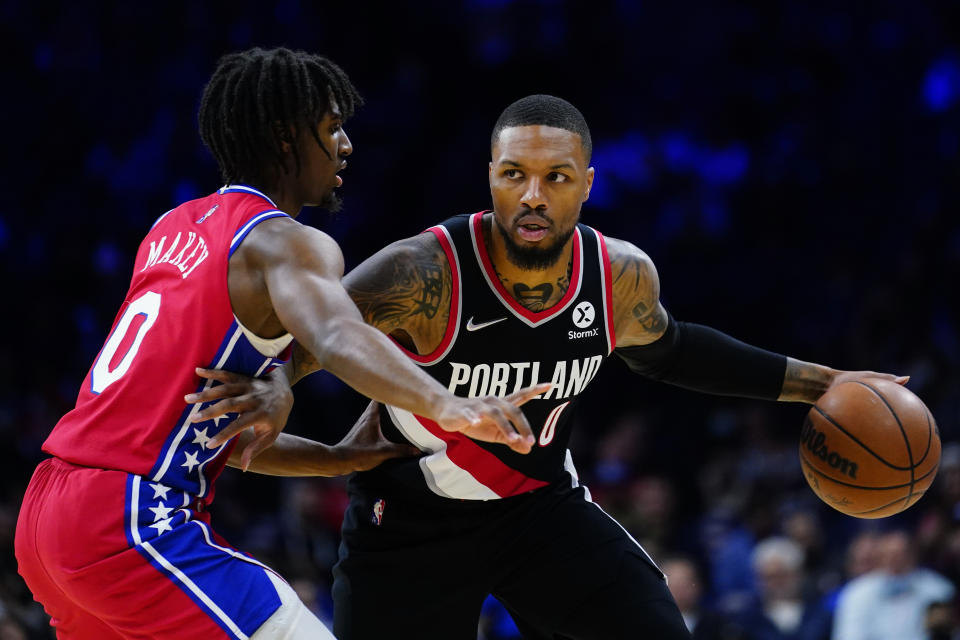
[
  {"left": 484, "top": 215, "right": 575, "bottom": 312},
  {"left": 250, "top": 180, "right": 304, "bottom": 218}
]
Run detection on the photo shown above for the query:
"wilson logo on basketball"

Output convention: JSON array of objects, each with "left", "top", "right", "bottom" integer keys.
[{"left": 800, "top": 419, "right": 859, "bottom": 479}]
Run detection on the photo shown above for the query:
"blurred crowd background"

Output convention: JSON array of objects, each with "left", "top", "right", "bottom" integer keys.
[{"left": 2, "top": 1, "right": 959, "bottom": 639}]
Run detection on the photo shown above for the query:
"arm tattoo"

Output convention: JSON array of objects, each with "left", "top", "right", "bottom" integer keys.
[
  {"left": 609, "top": 242, "right": 665, "bottom": 339},
  {"left": 631, "top": 300, "right": 668, "bottom": 333},
  {"left": 348, "top": 245, "right": 450, "bottom": 333},
  {"left": 287, "top": 342, "right": 321, "bottom": 384},
  {"left": 780, "top": 358, "right": 832, "bottom": 402}
]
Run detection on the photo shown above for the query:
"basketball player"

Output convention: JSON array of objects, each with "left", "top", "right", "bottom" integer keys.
[
  {"left": 201, "top": 95, "right": 906, "bottom": 639},
  {"left": 13, "top": 49, "right": 544, "bottom": 640}
]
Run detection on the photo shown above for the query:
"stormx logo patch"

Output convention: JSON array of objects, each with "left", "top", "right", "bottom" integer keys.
[
  {"left": 572, "top": 301, "right": 595, "bottom": 328},
  {"left": 568, "top": 327, "right": 600, "bottom": 340}
]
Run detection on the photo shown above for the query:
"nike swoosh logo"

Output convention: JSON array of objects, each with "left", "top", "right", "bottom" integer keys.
[{"left": 465, "top": 316, "right": 508, "bottom": 331}]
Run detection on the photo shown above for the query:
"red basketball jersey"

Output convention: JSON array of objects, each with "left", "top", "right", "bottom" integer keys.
[{"left": 44, "top": 185, "right": 293, "bottom": 504}]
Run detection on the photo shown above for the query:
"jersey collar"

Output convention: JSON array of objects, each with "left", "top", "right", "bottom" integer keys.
[
  {"left": 218, "top": 184, "right": 278, "bottom": 208},
  {"left": 469, "top": 211, "right": 583, "bottom": 328}
]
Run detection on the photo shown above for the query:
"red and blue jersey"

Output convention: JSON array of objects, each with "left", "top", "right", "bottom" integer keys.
[{"left": 44, "top": 185, "right": 293, "bottom": 506}]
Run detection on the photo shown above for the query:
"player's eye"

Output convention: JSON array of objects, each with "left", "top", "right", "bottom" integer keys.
[
  {"left": 504, "top": 169, "right": 522, "bottom": 179},
  {"left": 547, "top": 172, "right": 568, "bottom": 183}
]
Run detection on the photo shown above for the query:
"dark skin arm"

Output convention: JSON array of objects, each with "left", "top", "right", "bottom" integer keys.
[
  {"left": 284, "top": 232, "right": 456, "bottom": 383},
  {"left": 227, "top": 400, "right": 417, "bottom": 476},
  {"left": 198, "top": 217, "right": 538, "bottom": 469},
  {"left": 604, "top": 236, "right": 907, "bottom": 403}
]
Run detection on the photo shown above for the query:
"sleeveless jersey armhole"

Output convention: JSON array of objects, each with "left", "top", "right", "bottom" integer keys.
[{"left": 594, "top": 229, "right": 616, "bottom": 354}]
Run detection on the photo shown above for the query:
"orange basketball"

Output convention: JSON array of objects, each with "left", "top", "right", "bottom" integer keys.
[{"left": 799, "top": 379, "right": 941, "bottom": 518}]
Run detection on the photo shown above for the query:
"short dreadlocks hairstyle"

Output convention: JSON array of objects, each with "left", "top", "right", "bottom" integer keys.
[
  {"left": 198, "top": 47, "right": 362, "bottom": 187},
  {"left": 491, "top": 95, "right": 592, "bottom": 161}
]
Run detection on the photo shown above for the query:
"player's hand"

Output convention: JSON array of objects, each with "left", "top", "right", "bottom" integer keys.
[
  {"left": 185, "top": 367, "right": 293, "bottom": 470},
  {"left": 329, "top": 401, "right": 421, "bottom": 474},
  {"left": 828, "top": 370, "right": 909, "bottom": 393},
  {"left": 434, "top": 384, "right": 550, "bottom": 454}
]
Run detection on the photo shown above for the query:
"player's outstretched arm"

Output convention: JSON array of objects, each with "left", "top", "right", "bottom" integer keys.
[
  {"left": 606, "top": 237, "right": 906, "bottom": 404},
  {"left": 225, "top": 401, "right": 420, "bottom": 476},
  {"left": 205, "top": 218, "right": 540, "bottom": 467},
  {"left": 280, "top": 232, "right": 452, "bottom": 385}
]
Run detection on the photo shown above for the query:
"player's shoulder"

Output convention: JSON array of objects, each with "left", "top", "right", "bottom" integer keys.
[
  {"left": 602, "top": 235, "right": 654, "bottom": 270},
  {"left": 236, "top": 215, "right": 343, "bottom": 269},
  {"left": 601, "top": 235, "right": 661, "bottom": 307},
  {"left": 370, "top": 230, "right": 446, "bottom": 266}
]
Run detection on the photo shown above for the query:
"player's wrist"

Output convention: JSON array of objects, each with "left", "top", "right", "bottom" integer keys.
[{"left": 778, "top": 359, "right": 837, "bottom": 404}]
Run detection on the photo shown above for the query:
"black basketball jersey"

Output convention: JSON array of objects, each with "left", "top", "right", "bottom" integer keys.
[{"left": 372, "top": 211, "right": 616, "bottom": 501}]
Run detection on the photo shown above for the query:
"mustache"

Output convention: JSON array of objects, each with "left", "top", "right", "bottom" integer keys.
[{"left": 512, "top": 212, "right": 553, "bottom": 226}]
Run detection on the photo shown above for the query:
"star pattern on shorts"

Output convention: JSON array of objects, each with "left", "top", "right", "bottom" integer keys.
[
  {"left": 148, "top": 501, "right": 173, "bottom": 522},
  {"left": 192, "top": 426, "right": 211, "bottom": 448},
  {"left": 149, "top": 483, "right": 171, "bottom": 500},
  {"left": 182, "top": 450, "right": 200, "bottom": 473},
  {"left": 149, "top": 517, "right": 173, "bottom": 536}
]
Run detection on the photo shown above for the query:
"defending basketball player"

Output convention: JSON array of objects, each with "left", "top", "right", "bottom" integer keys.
[
  {"left": 14, "top": 49, "right": 544, "bottom": 640},
  {"left": 198, "top": 95, "right": 906, "bottom": 639}
]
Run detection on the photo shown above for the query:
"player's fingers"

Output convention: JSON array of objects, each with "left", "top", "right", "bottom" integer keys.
[
  {"left": 184, "top": 383, "right": 248, "bottom": 405},
  {"left": 194, "top": 367, "right": 244, "bottom": 384},
  {"left": 484, "top": 396, "right": 533, "bottom": 445},
  {"left": 895, "top": 375, "right": 910, "bottom": 385},
  {"left": 240, "top": 431, "right": 276, "bottom": 472},
  {"left": 191, "top": 397, "right": 254, "bottom": 423},
  {"left": 490, "top": 397, "right": 535, "bottom": 444},
  {"left": 478, "top": 406, "right": 532, "bottom": 454},
  {"left": 206, "top": 411, "right": 261, "bottom": 448},
  {"left": 373, "top": 443, "right": 422, "bottom": 464},
  {"left": 505, "top": 383, "right": 551, "bottom": 407}
]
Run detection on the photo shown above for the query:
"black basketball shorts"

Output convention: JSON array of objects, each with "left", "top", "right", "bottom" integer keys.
[{"left": 332, "top": 474, "right": 691, "bottom": 640}]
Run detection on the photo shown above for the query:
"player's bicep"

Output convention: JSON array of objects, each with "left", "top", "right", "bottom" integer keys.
[
  {"left": 343, "top": 234, "right": 450, "bottom": 335},
  {"left": 261, "top": 227, "right": 366, "bottom": 349},
  {"left": 607, "top": 238, "right": 669, "bottom": 347}
]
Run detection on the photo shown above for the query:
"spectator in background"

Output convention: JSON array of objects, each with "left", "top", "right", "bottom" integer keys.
[
  {"left": 926, "top": 601, "right": 960, "bottom": 640},
  {"left": 832, "top": 530, "right": 955, "bottom": 640},
  {"left": 816, "top": 528, "right": 882, "bottom": 622},
  {"left": 663, "top": 556, "right": 734, "bottom": 639},
  {"left": 918, "top": 443, "right": 960, "bottom": 587},
  {"left": 726, "top": 536, "right": 831, "bottom": 640}
]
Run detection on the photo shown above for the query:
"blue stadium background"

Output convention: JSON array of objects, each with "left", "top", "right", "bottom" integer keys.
[{"left": 2, "top": 1, "right": 959, "bottom": 637}]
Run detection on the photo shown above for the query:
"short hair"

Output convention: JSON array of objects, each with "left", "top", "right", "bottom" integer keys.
[
  {"left": 752, "top": 537, "right": 805, "bottom": 573},
  {"left": 198, "top": 47, "right": 362, "bottom": 187},
  {"left": 491, "top": 94, "right": 592, "bottom": 160}
]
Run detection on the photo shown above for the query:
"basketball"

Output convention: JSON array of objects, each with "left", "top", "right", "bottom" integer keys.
[{"left": 799, "top": 379, "right": 941, "bottom": 518}]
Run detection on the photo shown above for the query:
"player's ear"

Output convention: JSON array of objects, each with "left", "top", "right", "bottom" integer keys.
[
  {"left": 274, "top": 123, "right": 295, "bottom": 154},
  {"left": 488, "top": 161, "right": 494, "bottom": 183},
  {"left": 582, "top": 166, "right": 595, "bottom": 203}
]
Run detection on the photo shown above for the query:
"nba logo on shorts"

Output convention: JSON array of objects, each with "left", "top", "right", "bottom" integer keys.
[{"left": 372, "top": 498, "right": 386, "bottom": 526}]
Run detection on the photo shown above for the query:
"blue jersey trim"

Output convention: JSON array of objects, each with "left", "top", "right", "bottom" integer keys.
[
  {"left": 218, "top": 184, "right": 278, "bottom": 208},
  {"left": 147, "top": 321, "right": 242, "bottom": 484},
  {"left": 229, "top": 211, "right": 289, "bottom": 257}
]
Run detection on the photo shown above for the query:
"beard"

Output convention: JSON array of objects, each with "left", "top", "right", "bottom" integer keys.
[
  {"left": 318, "top": 190, "right": 343, "bottom": 213},
  {"left": 493, "top": 213, "right": 576, "bottom": 270}
]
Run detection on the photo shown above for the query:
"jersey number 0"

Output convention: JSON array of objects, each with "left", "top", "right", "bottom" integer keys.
[{"left": 90, "top": 291, "right": 162, "bottom": 394}]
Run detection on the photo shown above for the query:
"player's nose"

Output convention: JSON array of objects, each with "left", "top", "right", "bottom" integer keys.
[
  {"left": 339, "top": 129, "right": 353, "bottom": 157},
  {"left": 520, "top": 177, "right": 547, "bottom": 210}
]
